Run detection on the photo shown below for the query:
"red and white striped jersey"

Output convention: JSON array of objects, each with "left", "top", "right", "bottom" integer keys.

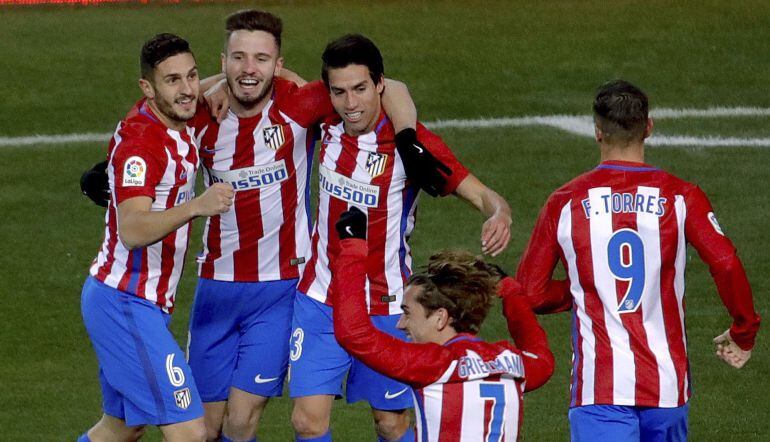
[
  {"left": 516, "top": 160, "right": 760, "bottom": 408},
  {"left": 90, "top": 99, "right": 199, "bottom": 313},
  {"left": 297, "top": 114, "right": 469, "bottom": 315},
  {"left": 189, "top": 79, "right": 333, "bottom": 282},
  {"left": 332, "top": 240, "right": 555, "bottom": 442}
]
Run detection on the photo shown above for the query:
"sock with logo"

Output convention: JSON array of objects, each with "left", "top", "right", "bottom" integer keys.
[
  {"left": 377, "top": 427, "right": 415, "bottom": 442},
  {"left": 295, "top": 430, "right": 332, "bottom": 442},
  {"left": 77, "top": 433, "right": 91, "bottom": 442}
]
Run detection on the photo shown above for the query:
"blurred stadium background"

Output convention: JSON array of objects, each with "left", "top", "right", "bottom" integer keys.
[{"left": 0, "top": 0, "right": 768, "bottom": 440}]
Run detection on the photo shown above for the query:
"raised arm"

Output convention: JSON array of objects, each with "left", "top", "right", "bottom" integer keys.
[
  {"left": 497, "top": 277, "right": 555, "bottom": 391},
  {"left": 382, "top": 79, "right": 416, "bottom": 132},
  {"left": 331, "top": 210, "right": 455, "bottom": 387}
]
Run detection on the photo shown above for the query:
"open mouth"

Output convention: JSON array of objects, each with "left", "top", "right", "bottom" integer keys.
[
  {"left": 238, "top": 77, "right": 260, "bottom": 90},
  {"left": 345, "top": 111, "right": 363, "bottom": 122},
  {"left": 176, "top": 96, "right": 196, "bottom": 109}
]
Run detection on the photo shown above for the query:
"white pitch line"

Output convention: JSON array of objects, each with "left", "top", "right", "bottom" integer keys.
[{"left": 2, "top": 106, "right": 769, "bottom": 149}]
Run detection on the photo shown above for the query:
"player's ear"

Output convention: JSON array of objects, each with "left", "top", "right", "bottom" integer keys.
[
  {"left": 274, "top": 56, "right": 284, "bottom": 75},
  {"left": 643, "top": 117, "right": 654, "bottom": 139},
  {"left": 139, "top": 78, "right": 155, "bottom": 100},
  {"left": 221, "top": 52, "right": 226, "bottom": 74},
  {"left": 435, "top": 308, "right": 450, "bottom": 330},
  {"left": 375, "top": 75, "right": 385, "bottom": 94},
  {"left": 594, "top": 121, "right": 603, "bottom": 143}
]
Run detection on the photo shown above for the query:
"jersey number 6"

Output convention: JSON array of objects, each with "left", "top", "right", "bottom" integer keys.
[{"left": 607, "top": 228, "right": 645, "bottom": 314}]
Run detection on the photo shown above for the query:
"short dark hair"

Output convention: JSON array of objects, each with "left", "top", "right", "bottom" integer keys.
[
  {"left": 140, "top": 33, "right": 193, "bottom": 80},
  {"left": 407, "top": 250, "right": 503, "bottom": 334},
  {"left": 593, "top": 79, "right": 649, "bottom": 143},
  {"left": 321, "top": 34, "right": 384, "bottom": 87},
  {"left": 225, "top": 9, "right": 282, "bottom": 51}
]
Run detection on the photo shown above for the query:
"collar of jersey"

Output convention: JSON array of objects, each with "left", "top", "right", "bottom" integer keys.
[
  {"left": 442, "top": 333, "right": 481, "bottom": 346},
  {"left": 596, "top": 160, "right": 658, "bottom": 172}
]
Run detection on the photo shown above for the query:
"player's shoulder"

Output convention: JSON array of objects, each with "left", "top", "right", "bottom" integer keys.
[{"left": 113, "top": 100, "right": 169, "bottom": 160}]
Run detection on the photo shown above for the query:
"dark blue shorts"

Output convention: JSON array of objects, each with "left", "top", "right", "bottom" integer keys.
[
  {"left": 187, "top": 277, "right": 296, "bottom": 402},
  {"left": 81, "top": 277, "right": 204, "bottom": 426},
  {"left": 569, "top": 404, "right": 689, "bottom": 442},
  {"left": 288, "top": 293, "right": 413, "bottom": 411}
]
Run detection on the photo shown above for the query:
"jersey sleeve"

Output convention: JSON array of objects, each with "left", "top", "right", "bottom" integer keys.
[
  {"left": 497, "top": 278, "right": 555, "bottom": 391},
  {"left": 515, "top": 193, "right": 573, "bottom": 314},
  {"left": 110, "top": 137, "right": 165, "bottom": 204},
  {"left": 332, "top": 239, "right": 460, "bottom": 388},
  {"left": 684, "top": 185, "right": 760, "bottom": 350},
  {"left": 416, "top": 124, "right": 470, "bottom": 196},
  {"left": 274, "top": 78, "right": 336, "bottom": 128}
]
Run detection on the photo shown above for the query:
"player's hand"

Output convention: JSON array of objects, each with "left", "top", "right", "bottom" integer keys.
[
  {"left": 335, "top": 207, "right": 367, "bottom": 240},
  {"left": 394, "top": 128, "right": 452, "bottom": 197},
  {"left": 80, "top": 160, "right": 110, "bottom": 207},
  {"left": 713, "top": 329, "right": 752, "bottom": 368},
  {"left": 204, "top": 78, "right": 230, "bottom": 123},
  {"left": 193, "top": 183, "right": 235, "bottom": 216},
  {"left": 481, "top": 212, "right": 512, "bottom": 256}
]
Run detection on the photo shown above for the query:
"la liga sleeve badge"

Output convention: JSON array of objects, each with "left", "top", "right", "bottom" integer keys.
[{"left": 122, "top": 156, "right": 147, "bottom": 187}]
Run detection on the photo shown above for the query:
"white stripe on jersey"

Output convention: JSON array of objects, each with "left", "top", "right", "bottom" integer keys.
[
  {"left": 673, "top": 195, "right": 689, "bottom": 397},
  {"left": 587, "top": 187, "right": 636, "bottom": 405},
  {"left": 637, "top": 186, "right": 678, "bottom": 407},
  {"left": 557, "top": 199, "right": 596, "bottom": 406}
]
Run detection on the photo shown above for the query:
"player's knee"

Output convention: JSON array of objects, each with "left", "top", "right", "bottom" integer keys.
[
  {"left": 224, "top": 406, "right": 261, "bottom": 438},
  {"left": 373, "top": 410, "right": 410, "bottom": 441},
  {"left": 291, "top": 406, "right": 329, "bottom": 437},
  {"left": 204, "top": 423, "right": 221, "bottom": 442}
]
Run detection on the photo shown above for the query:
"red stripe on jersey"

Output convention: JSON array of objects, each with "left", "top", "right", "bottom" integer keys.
[
  {"left": 232, "top": 117, "right": 264, "bottom": 280},
  {"left": 320, "top": 133, "right": 360, "bottom": 305},
  {"left": 439, "top": 382, "right": 464, "bottom": 441},
  {"left": 95, "top": 204, "right": 119, "bottom": 281},
  {"left": 570, "top": 200, "right": 614, "bottom": 404},
  {"left": 612, "top": 211, "right": 661, "bottom": 406},
  {"left": 659, "top": 198, "right": 688, "bottom": 405},
  {"left": 269, "top": 106, "right": 300, "bottom": 279},
  {"left": 200, "top": 215, "right": 221, "bottom": 279},
  {"left": 366, "top": 134, "right": 396, "bottom": 315}
]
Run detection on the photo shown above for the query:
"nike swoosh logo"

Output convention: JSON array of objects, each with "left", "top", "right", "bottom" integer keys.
[
  {"left": 345, "top": 226, "right": 354, "bottom": 236},
  {"left": 413, "top": 144, "right": 424, "bottom": 154},
  {"left": 384, "top": 388, "right": 408, "bottom": 399},
  {"left": 254, "top": 374, "right": 279, "bottom": 384}
]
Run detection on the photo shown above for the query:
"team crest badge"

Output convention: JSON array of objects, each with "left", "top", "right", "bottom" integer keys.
[
  {"left": 174, "top": 387, "right": 191, "bottom": 410},
  {"left": 263, "top": 124, "right": 285, "bottom": 150},
  {"left": 365, "top": 152, "right": 388, "bottom": 178}
]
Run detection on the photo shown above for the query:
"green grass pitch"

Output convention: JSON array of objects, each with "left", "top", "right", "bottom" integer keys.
[{"left": 1, "top": 1, "right": 768, "bottom": 440}]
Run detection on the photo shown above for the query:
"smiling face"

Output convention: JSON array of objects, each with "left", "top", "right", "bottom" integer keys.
[
  {"left": 396, "top": 284, "right": 448, "bottom": 344},
  {"left": 326, "top": 64, "right": 384, "bottom": 137},
  {"left": 140, "top": 52, "right": 199, "bottom": 130},
  {"left": 223, "top": 29, "right": 282, "bottom": 115}
]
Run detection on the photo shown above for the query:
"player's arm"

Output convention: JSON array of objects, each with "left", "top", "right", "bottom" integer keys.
[
  {"left": 117, "top": 184, "right": 234, "bottom": 249},
  {"left": 331, "top": 209, "right": 457, "bottom": 387},
  {"left": 453, "top": 174, "right": 512, "bottom": 256},
  {"left": 381, "top": 79, "right": 416, "bottom": 132},
  {"left": 685, "top": 186, "right": 760, "bottom": 367},
  {"left": 497, "top": 277, "right": 555, "bottom": 391},
  {"left": 277, "top": 66, "right": 307, "bottom": 87},
  {"left": 515, "top": 195, "right": 572, "bottom": 314}
]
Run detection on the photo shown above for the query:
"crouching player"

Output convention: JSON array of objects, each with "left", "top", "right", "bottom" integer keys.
[{"left": 330, "top": 208, "right": 554, "bottom": 441}]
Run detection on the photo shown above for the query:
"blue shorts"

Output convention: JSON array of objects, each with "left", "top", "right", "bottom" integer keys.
[
  {"left": 80, "top": 277, "right": 203, "bottom": 427},
  {"left": 569, "top": 404, "right": 689, "bottom": 442},
  {"left": 288, "top": 292, "right": 413, "bottom": 411},
  {"left": 187, "top": 277, "right": 296, "bottom": 402}
]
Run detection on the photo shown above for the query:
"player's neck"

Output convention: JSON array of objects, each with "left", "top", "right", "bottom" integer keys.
[
  {"left": 230, "top": 86, "right": 273, "bottom": 119},
  {"left": 600, "top": 142, "right": 645, "bottom": 163},
  {"left": 435, "top": 330, "right": 459, "bottom": 346},
  {"left": 147, "top": 99, "right": 186, "bottom": 131}
]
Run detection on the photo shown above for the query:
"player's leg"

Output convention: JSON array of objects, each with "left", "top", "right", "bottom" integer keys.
[
  {"left": 568, "top": 405, "right": 640, "bottom": 442},
  {"left": 638, "top": 404, "right": 689, "bottom": 442},
  {"left": 187, "top": 277, "right": 243, "bottom": 440},
  {"left": 158, "top": 417, "right": 207, "bottom": 442},
  {"left": 79, "top": 413, "right": 146, "bottom": 442},
  {"left": 223, "top": 279, "right": 297, "bottom": 440},
  {"left": 289, "top": 293, "right": 351, "bottom": 440},
  {"left": 80, "top": 277, "right": 204, "bottom": 437},
  {"left": 347, "top": 314, "right": 414, "bottom": 442}
]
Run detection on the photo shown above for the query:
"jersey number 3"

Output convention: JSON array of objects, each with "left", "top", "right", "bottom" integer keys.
[{"left": 607, "top": 228, "right": 645, "bottom": 314}]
